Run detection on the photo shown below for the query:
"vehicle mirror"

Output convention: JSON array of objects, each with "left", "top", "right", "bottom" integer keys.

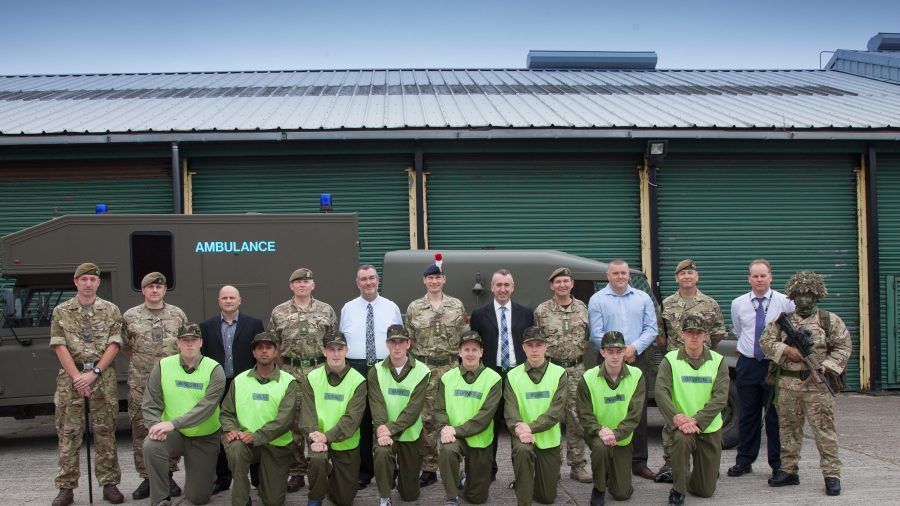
[{"left": 2, "top": 289, "right": 14, "bottom": 318}]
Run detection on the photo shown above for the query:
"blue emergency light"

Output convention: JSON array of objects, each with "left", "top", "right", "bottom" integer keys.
[
  {"left": 320, "top": 194, "right": 333, "bottom": 213},
  {"left": 95, "top": 203, "right": 109, "bottom": 214}
]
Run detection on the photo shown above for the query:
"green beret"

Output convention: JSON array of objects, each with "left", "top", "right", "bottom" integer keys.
[
  {"left": 386, "top": 324, "right": 410, "bottom": 340},
  {"left": 523, "top": 326, "right": 549, "bottom": 343},
  {"left": 252, "top": 331, "right": 279, "bottom": 348},
  {"left": 675, "top": 259, "right": 696, "bottom": 274},
  {"left": 785, "top": 271, "right": 828, "bottom": 299},
  {"left": 289, "top": 268, "right": 314, "bottom": 282},
  {"left": 459, "top": 330, "right": 483, "bottom": 347},
  {"left": 141, "top": 272, "right": 166, "bottom": 288},
  {"left": 681, "top": 314, "right": 709, "bottom": 332},
  {"left": 600, "top": 331, "right": 626, "bottom": 348},
  {"left": 178, "top": 323, "right": 202, "bottom": 339},
  {"left": 548, "top": 267, "right": 572, "bottom": 282},
  {"left": 74, "top": 262, "right": 100, "bottom": 278},
  {"left": 322, "top": 330, "right": 348, "bottom": 347}
]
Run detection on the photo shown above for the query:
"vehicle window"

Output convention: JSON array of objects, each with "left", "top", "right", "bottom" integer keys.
[{"left": 131, "top": 232, "right": 174, "bottom": 291}]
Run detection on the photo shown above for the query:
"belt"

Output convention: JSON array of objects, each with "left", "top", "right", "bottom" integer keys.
[
  {"left": 283, "top": 355, "right": 325, "bottom": 368},
  {"left": 780, "top": 368, "right": 811, "bottom": 381},
  {"left": 413, "top": 355, "right": 454, "bottom": 367},
  {"left": 74, "top": 360, "right": 96, "bottom": 371},
  {"left": 347, "top": 357, "right": 378, "bottom": 368},
  {"left": 549, "top": 356, "right": 583, "bottom": 368}
]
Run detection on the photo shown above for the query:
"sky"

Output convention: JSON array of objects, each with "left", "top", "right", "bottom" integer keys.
[{"left": 2, "top": 0, "right": 897, "bottom": 75}]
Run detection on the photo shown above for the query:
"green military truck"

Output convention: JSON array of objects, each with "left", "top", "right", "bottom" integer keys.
[{"left": 381, "top": 249, "right": 740, "bottom": 449}]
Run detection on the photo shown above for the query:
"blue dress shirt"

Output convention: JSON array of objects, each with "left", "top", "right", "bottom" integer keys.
[{"left": 588, "top": 284, "right": 658, "bottom": 353}]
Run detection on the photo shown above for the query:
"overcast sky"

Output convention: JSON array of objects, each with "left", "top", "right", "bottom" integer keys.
[{"left": 3, "top": 0, "right": 896, "bottom": 75}]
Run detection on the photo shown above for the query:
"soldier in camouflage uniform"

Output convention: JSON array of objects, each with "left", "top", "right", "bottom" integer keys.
[
  {"left": 269, "top": 267, "right": 338, "bottom": 493},
  {"left": 50, "top": 263, "right": 124, "bottom": 506},
  {"left": 654, "top": 259, "right": 726, "bottom": 483},
  {"left": 405, "top": 260, "right": 468, "bottom": 487},
  {"left": 760, "top": 271, "right": 852, "bottom": 497},
  {"left": 122, "top": 272, "right": 188, "bottom": 500},
  {"left": 533, "top": 267, "right": 592, "bottom": 483}
]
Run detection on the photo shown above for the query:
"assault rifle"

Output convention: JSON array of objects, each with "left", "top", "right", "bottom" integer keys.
[{"left": 775, "top": 313, "right": 836, "bottom": 396}]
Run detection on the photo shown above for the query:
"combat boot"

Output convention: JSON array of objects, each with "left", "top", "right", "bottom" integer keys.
[
  {"left": 52, "top": 488, "right": 74, "bottom": 506},
  {"left": 419, "top": 470, "right": 438, "bottom": 487},
  {"left": 654, "top": 463, "right": 673, "bottom": 483},
  {"left": 570, "top": 466, "right": 592, "bottom": 483},
  {"left": 287, "top": 475, "right": 305, "bottom": 492},
  {"left": 667, "top": 488, "right": 685, "bottom": 506},
  {"left": 102, "top": 484, "right": 125, "bottom": 504},
  {"left": 132, "top": 478, "right": 150, "bottom": 500},
  {"left": 169, "top": 473, "right": 182, "bottom": 497},
  {"left": 825, "top": 477, "right": 841, "bottom": 496},
  {"left": 590, "top": 487, "right": 606, "bottom": 506},
  {"left": 768, "top": 469, "right": 799, "bottom": 487}
]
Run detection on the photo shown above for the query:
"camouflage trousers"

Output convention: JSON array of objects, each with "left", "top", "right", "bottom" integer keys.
[
  {"left": 54, "top": 369, "right": 121, "bottom": 489},
  {"left": 283, "top": 363, "right": 316, "bottom": 477},
  {"left": 420, "top": 362, "right": 454, "bottom": 472},
  {"left": 128, "top": 385, "right": 179, "bottom": 478},
  {"left": 776, "top": 387, "right": 841, "bottom": 477},
  {"left": 561, "top": 364, "right": 587, "bottom": 470}
]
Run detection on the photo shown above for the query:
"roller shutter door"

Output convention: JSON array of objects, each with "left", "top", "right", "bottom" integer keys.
[
  {"left": 657, "top": 156, "right": 861, "bottom": 390},
  {"left": 877, "top": 155, "right": 900, "bottom": 388}
]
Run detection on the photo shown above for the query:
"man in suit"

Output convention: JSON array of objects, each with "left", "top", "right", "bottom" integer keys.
[
  {"left": 199, "top": 285, "right": 265, "bottom": 495},
  {"left": 469, "top": 269, "right": 534, "bottom": 481}
]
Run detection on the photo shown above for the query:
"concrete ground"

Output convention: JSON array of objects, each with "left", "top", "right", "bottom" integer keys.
[{"left": 1, "top": 392, "right": 898, "bottom": 505}]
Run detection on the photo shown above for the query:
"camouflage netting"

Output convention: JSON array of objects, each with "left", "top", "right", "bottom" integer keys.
[{"left": 785, "top": 271, "right": 828, "bottom": 299}]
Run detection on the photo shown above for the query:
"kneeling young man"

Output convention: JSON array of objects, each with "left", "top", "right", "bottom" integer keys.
[
  {"left": 577, "top": 331, "right": 646, "bottom": 506},
  {"left": 369, "top": 324, "right": 432, "bottom": 505},
  {"left": 222, "top": 331, "right": 298, "bottom": 506},
  {"left": 655, "top": 315, "right": 729, "bottom": 506},
  {"left": 142, "top": 324, "right": 225, "bottom": 506},
  {"left": 504, "top": 326, "right": 568, "bottom": 506},
  {"left": 436, "top": 330, "right": 502, "bottom": 505},
  {"left": 302, "top": 330, "right": 367, "bottom": 506}
]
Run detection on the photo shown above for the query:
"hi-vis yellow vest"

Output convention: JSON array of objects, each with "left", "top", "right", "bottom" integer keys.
[
  {"left": 307, "top": 365, "right": 366, "bottom": 451},
  {"left": 508, "top": 362, "right": 565, "bottom": 449},
  {"left": 665, "top": 350, "right": 724, "bottom": 433},
  {"left": 233, "top": 369, "right": 295, "bottom": 446},
  {"left": 583, "top": 364, "right": 642, "bottom": 445},
  {"left": 375, "top": 359, "right": 430, "bottom": 441},
  {"left": 442, "top": 366, "right": 501, "bottom": 448},
  {"left": 160, "top": 355, "right": 221, "bottom": 437}
]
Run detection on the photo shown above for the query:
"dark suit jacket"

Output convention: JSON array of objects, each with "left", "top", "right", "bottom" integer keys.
[
  {"left": 200, "top": 312, "right": 265, "bottom": 378},
  {"left": 470, "top": 301, "right": 534, "bottom": 369}
]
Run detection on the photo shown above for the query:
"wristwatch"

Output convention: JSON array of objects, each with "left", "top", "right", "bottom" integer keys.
[{"left": 92, "top": 367, "right": 102, "bottom": 375}]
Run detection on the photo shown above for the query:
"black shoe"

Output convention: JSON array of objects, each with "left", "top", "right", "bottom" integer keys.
[
  {"left": 654, "top": 465, "right": 673, "bottom": 483},
  {"left": 768, "top": 469, "right": 799, "bottom": 487},
  {"left": 287, "top": 475, "right": 305, "bottom": 493},
  {"left": 590, "top": 487, "right": 606, "bottom": 506},
  {"left": 168, "top": 473, "right": 182, "bottom": 498},
  {"left": 132, "top": 479, "right": 150, "bottom": 500},
  {"left": 419, "top": 471, "right": 438, "bottom": 488},
  {"left": 211, "top": 479, "right": 231, "bottom": 495},
  {"left": 727, "top": 463, "right": 753, "bottom": 477},
  {"left": 825, "top": 477, "right": 841, "bottom": 496},
  {"left": 668, "top": 488, "right": 685, "bottom": 506}
]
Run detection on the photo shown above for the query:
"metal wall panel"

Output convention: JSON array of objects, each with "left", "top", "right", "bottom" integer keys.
[
  {"left": 189, "top": 156, "right": 411, "bottom": 274},
  {"left": 878, "top": 156, "right": 900, "bottom": 388},
  {"left": 657, "top": 156, "right": 861, "bottom": 390},
  {"left": 424, "top": 156, "right": 642, "bottom": 265}
]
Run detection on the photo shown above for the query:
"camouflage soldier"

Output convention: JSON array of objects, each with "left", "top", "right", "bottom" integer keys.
[
  {"left": 760, "top": 271, "right": 852, "bottom": 497},
  {"left": 654, "top": 259, "right": 725, "bottom": 483},
  {"left": 533, "top": 267, "right": 591, "bottom": 483},
  {"left": 50, "top": 263, "right": 124, "bottom": 506},
  {"left": 122, "top": 272, "right": 188, "bottom": 500},
  {"left": 269, "top": 267, "right": 338, "bottom": 493},
  {"left": 405, "top": 259, "right": 468, "bottom": 488}
]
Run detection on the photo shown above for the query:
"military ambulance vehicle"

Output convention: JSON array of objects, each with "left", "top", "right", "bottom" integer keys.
[
  {"left": 381, "top": 249, "right": 740, "bottom": 448},
  {"left": 0, "top": 213, "right": 360, "bottom": 418}
]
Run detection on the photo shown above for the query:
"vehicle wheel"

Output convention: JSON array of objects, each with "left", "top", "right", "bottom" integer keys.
[{"left": 721, "top": 379, "right": 740, "bottom": 449}]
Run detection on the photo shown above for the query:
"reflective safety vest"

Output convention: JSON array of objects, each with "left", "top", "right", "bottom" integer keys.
[
  {"left": 441, "top": 366, "right": 501, "bottom": 448},
  {"left": 307, "top": 365, "right": 366, "bottom": 451},
  {"left": 507, "top": 361, "right": 566, "bottom": 449},
  {"left": 160, "top": 355, "right": 221, "bottom": 437},
  {"left": 665, "top": 350, "right": 724, "bottom": 433},
  {"left": 375, "top": 358, "right": 431, "bottom": 441},
  {"left": 583, "top": 364, "right": 642, "bottom": 446},
  {"left": 233, "top": 369, "right": 295, "bottom": 446}
]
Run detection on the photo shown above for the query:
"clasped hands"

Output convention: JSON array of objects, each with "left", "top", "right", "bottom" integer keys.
[
  {"left": 673, "top": 413, "right": 700, "bottom": 434},
  {"left": 376, "top": 424, "right": 393, "bottom": 447},
  {"left": 309, "top": 431, "right": 328, "bottom": 452},
  {"left": 597, "top": 427, "right": 617, "bottom": 447},
  {"left": 514, "top": 422, "right": 535, "bottom": 444},
  {"left": 224, "top": 430, "right": 255, "bottom": 445}
]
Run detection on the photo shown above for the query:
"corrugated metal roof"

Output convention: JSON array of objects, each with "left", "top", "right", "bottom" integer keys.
[
  {"left": 1, "top": 68, "right": 899, "bottom": 136},
  {"left": 826, "top": 49, "right": 900, "bottom": 84}
]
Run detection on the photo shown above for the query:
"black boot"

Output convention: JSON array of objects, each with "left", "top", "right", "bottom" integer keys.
[
  {"left": 590, "top": 487, "right": 606, "bottom": 506},
  {"left": 667, "top": 488, "right": 684, "bottom": 506},
  {"left": 768, "top": 469, "right": 799, "bottom": 487},
  {"left": 825, "top": 477, "right": 841, "bottom": 496}
]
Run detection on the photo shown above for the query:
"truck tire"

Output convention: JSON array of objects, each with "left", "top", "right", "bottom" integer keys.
[{"left": 721, "top": 379, "right": 740, "bottom": 449}]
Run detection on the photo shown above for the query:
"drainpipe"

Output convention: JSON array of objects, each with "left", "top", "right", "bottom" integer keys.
[
  {"left": 866, "top": 145, "right": 881, "bottom": 390},
  {"left": 647, "top": 165, "right": 662, "bottom": 302},
  {"left": 171, "top": 142, "right": 182, "bottom": 214},
  {"left": 414, "top": 143, "right": 426, "bottom": 249}
]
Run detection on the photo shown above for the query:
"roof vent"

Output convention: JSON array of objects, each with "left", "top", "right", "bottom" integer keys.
[
  {"left": 526, "top": 50, "right": 657, "bottom": 70},
  {"left": 867, "top": 33, "right": 900, "bottom": 51}
]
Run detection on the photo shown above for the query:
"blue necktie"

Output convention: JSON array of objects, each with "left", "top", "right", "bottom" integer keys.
[
  {"left": 500, "top": 306, "right": 510, "bottom": 371},
  {"left": 754, "top": 297, "right": 766, "bottom": 360},
  {"left": 366, "top": 303, "right": 376, "bottom": 364}
]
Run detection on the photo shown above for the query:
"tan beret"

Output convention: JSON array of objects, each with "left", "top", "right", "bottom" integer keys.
[
  {"left": 289, "top": 268, "right": 314, "bottom": 282},
  {"left": 548, "top": 267, "right": 572, "bottom": 282},
  {"left": 141, "top": 272, "right": 166, "bottom": 288},
  {"left": 74, "top": 263, "right": 100, "bottom": 278},
  {"left": 675, "top": 259, "right": 696, "bottom": 274}
]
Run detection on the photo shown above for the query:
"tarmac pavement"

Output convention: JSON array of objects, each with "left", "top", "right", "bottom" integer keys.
[{"left": 1, "top": 392, "right": 898, "bottom": 505}]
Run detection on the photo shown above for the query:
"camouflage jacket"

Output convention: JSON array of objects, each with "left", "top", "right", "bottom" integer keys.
[
  {"left": 122, "top": 303, "right": 188, "bottom": 387},
  {"left": 759, "top": 310, "right": 852, "bottom": 392},
  {"left": 270, "top": 297, "right": 337, "bottom": 359},
  {"left": 49, "top": 296, "right": 123, "bottom": 363},
  {"left": 534, "top": 298, "right": 589, "bottom": 361},
  {"left": 406, "top": 294, "right": 468, "bottom": 362},
  {"left": 660, "top": 289, "right": 725, "bottom": 351}
]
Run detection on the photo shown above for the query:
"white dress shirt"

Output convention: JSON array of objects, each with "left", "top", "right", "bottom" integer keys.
[
  {"left": 731, "top": 289, "right": 795, "bottom": 359},
  {"left": 494, "top": 299, "right": 517, "bottom": 369},
  {"left": 339, "top": 295, "right": 403, "bottom": 361}
]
